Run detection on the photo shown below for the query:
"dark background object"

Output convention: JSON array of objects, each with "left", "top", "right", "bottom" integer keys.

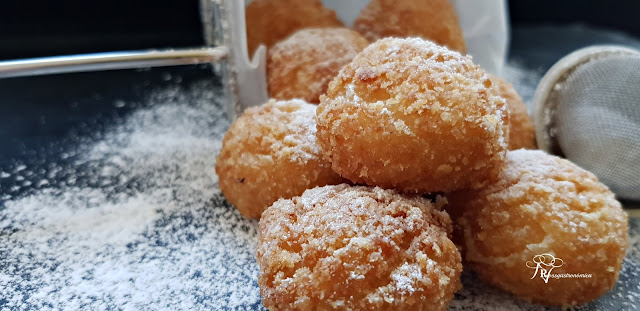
[
  {"left": 509, "top": 0, "right": 640, "bottom": 38},
  {"left": 0, "top": 0, "right": 204, "bottom": 60}
]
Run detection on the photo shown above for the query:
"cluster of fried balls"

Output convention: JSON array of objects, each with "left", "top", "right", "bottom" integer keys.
[{"left": 215, "top": 0, "right": 629, "bottom": 310}]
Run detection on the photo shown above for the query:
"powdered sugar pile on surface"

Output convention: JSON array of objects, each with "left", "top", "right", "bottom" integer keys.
[
  {"left": 1, "top": 66, "right": 638, "bottom": 310},
  {"left": 0, "top": 81, "right": 262, "bottom": 310}
]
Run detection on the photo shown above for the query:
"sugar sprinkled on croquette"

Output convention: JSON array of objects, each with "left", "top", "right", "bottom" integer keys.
[
  {"left": 317, "top": 37, "right": 508, "bottom": 193},
  {"left": 216, "top": 99, "right": 342, "bottom": 219},
  {"left": 258, "top": 184, "right": 462, "bottom": 311}
]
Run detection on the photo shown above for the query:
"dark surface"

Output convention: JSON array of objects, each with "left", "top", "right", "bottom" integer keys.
[{"left": 0, "top": 64, "right": 217, "bottom": 195}]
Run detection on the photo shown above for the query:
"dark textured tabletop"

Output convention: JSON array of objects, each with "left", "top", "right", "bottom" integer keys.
[{"left": 1, "top": 26, "right": 639, "bottom": 310}]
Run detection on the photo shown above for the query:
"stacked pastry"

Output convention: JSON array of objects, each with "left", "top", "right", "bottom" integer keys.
[{"left": 216, "top": 0, "right": 629, "bottom": 310}]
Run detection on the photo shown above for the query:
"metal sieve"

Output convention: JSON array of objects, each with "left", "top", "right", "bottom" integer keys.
[{"left": 533, "top": 45, "right": 640, "bottom": 200}]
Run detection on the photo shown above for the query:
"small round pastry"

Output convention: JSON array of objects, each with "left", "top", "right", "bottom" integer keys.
[
  {"left": 245, "top": 0, "right": 343, "bottom": 56},
  {"left": 257, "top": 184, "right": 462, "bottom": 311},
  {"left": 317, "top": 38, "right": 508, "bottom": 193},
  {"left": 491, "top": 75, "right": 537, "bottom": 150},
  {"left": 353, "top": 0, "right": 466, "bottom": 53},
  {"left": 215, "top": 99, "right": 342, "bottom": 219},
  {"left": 447, "top": 149, "right": 629, "bottom": 307},
  {"left": 268, "top": 28, "right": 369, "bottom": 104}
]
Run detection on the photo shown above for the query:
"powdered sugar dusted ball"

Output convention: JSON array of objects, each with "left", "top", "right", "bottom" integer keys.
[
  {"left": 245, "top": 0, "right": 343, "bottom": 56},
  {"left": 316, "top": 38, "right": 508, "bottom": 193},
  {"left": 354, "top": 0, "right": 466, "bottom": 53},
  {"left": 257, "top": 184, "right": 462, "bottom": 310},
  {"left": 268, "top": 28, "right": 369, "bottom": 104},
  {"left": 491, "top": 75, "right": 537, "bottom": 150},
  {"left": 215, "top": 99, "right": 342, "bottom": 219},
  {"left": 447, "top": 150, "right": 629, "bottom": 307}
]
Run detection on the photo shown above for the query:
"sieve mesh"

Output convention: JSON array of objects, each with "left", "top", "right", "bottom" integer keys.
[{"left": 552, "top": 54, "right": 640, "bottom": 200}]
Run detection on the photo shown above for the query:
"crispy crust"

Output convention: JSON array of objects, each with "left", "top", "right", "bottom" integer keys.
[
  {"left": 317, "top": 38, "right": 508, "bottom": 193},
  {"left": 268, "top": 28, "right": 369, "bottom": 104},
  {"left": 447, "top": 150, "right": 629, "bottom": 307},
  {"left": 215, "top": 99, "right": 342, "bottom": 219},
  {"left": 257, "top": 184, "right": 462, "bottom": 310},
  {"left": 353, "top": 0, "right": 466, "bottom": 53}
]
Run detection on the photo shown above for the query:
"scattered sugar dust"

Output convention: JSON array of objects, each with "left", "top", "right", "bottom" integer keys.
[{"left": 0, "top": 81, "right": 262, "bottom": 310}]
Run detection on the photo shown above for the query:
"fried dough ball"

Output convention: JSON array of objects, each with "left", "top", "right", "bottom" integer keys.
[
  {"left": 268, "top": 28, "right": 369, "bottom": 104},
  {"left": 491, "top": 75, "right": 537, "bottom": 150},
  {"left": 447, "top": 150, "right": 629, "bottom": 307},
  {"left": 257, "top": 184, "right": 462, "bottom": 311},
  {"left": 316, "top": 38, "right": 508, "bottom": 193},
  {"left": 245, "top": 0, "right": 343, "bottom": 56},
  {"left": 353, "top": 0, "right": 466, "bottom": 53},
  {"left": 215, "top": 99, "right": 342, "bottom": 219}
]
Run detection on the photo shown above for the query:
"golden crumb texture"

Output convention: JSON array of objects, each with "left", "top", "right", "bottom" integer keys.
[
  {"left": 317, "top": 38, "right": 508, "bottom": 193},
  {"left": 268, "top": 27, "right": 369, "bottom": 104},
  {"left": 353, "top": 0, "right": 466, "bottom": 53},
  {"left": 215, "top": 99, "right": 342, "bottom": 219},
  {"left": 447, "top": 149, "right": 629, "bottom": 307},
  {"left": 491, "top": 75, "right": 537, "bottom": 150},
  {"left": 245, "top": 0, "right": 343, "bottom": 56},
  {"left": 258, "top": 184, "right": 462, "bottom": 311}
]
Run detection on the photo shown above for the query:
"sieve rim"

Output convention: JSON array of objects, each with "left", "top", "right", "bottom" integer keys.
[{"left": 532, "top": 45, "right": 640, "bottom": 154}]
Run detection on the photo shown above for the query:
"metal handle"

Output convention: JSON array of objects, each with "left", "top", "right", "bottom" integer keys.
[{"left": 0, "top": 47, "right": 228, "bottom": 79}]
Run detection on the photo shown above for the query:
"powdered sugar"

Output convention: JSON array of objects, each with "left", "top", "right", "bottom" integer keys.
[{"left": 0, "top": 81, "right": 263, "bottom": 310}]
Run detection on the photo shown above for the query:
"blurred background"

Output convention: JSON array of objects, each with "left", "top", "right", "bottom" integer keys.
[{"left": 0, "top": 0, "right": 638, "bottom": 60}]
